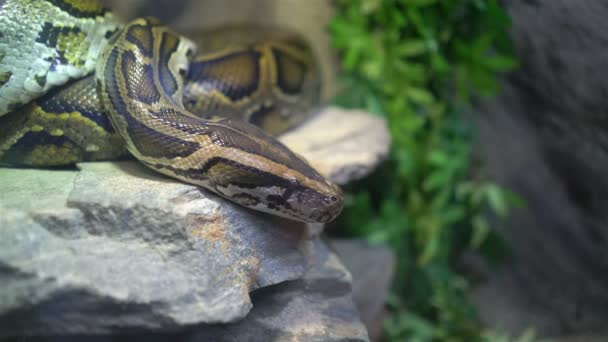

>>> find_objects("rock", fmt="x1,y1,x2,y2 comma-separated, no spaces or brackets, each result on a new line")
329,239,395,342
471,0,608,339
280,107,390,185
27,240,370,342
552,335,608,342
184,239,369,342
0,162,312,335
0,107,387,337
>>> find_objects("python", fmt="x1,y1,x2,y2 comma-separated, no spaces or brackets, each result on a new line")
0,0,343,223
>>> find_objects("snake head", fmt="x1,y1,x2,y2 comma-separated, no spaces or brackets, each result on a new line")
226,176,344,223
203,147,344,223
198,119,344,223
281,176,344,223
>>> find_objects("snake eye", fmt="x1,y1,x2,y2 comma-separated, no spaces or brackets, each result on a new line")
186,48,194,58
178,68,187,77
324,195,338,205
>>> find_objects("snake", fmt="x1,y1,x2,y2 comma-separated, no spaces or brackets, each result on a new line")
0,0,343,223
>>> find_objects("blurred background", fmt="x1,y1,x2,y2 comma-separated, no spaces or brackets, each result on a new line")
103,1,608,341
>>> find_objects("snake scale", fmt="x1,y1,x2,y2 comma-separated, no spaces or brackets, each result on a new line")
0,0,343,223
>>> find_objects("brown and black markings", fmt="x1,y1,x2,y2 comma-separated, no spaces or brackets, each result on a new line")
96,17,343,223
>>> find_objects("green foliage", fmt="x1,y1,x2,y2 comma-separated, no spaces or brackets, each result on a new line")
330,0,521,341
481,329,540,342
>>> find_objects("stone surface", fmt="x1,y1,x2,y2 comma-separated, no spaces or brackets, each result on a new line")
330,239,395,342
470,0,608,339
0,107,387,337
184,239,369,342
0,162,312,335
281,107,390,185
36,240,370,342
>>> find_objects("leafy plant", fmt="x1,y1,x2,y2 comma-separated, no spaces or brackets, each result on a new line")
330,0,520,340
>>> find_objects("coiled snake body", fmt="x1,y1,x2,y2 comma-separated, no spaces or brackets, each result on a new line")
0,0,343,223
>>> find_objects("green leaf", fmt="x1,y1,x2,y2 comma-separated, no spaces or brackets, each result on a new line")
483,54,518,71
431,53,450,73
443,206,466,225
405,86,435,105
418,232,440,265
394,61,428,83
397,39,428,57
471,216,490,248
428,150,448,166
343,46,361,71
423,170,449,191
486,184,508,217
361,59,384,79
403,0,438,8
361,0,382,14
505,190,527,209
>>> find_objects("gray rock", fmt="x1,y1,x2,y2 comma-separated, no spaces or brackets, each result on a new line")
471,0,608,339
26,240,370,342
0,107,387,337
0,162,312,335
280,107,390,185
185,239,369,342
330,239,395,342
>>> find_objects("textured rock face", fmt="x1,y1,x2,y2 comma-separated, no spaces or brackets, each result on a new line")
0,107,387,339
472,0,608,339
0,162,311,333
27,240,370,342
282,107,390,185
330,239,395,342
183,240,369,342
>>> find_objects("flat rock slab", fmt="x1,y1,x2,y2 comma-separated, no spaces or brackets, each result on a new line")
0,107,387,336
0,162,313,334
176,240,369,342
20,240,369,342
281,107,390,185
330,239,395,341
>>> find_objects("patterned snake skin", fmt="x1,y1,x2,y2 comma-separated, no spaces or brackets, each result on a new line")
0,0,343,223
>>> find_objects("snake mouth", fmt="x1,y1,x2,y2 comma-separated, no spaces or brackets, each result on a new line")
282,184,344,223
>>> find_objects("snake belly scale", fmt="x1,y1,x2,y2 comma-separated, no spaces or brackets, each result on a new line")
0,0,343,223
